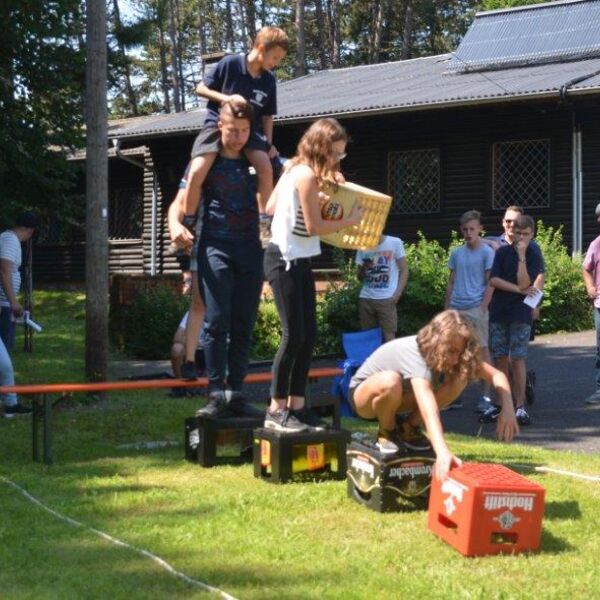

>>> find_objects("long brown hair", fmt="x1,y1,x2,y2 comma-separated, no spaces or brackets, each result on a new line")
416,310,481,380
288,117,348,189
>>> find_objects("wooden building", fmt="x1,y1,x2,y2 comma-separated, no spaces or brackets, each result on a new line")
38,0,600,279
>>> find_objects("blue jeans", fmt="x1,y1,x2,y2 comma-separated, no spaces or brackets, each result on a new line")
198,239,263,392
0,335,17,407
594,307,600,389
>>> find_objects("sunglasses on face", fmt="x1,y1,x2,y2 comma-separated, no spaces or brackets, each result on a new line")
504,219,515,224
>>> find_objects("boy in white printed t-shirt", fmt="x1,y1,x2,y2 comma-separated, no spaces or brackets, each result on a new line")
356,235,408,342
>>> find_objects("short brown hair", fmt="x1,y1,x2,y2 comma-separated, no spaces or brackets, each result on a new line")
460,210,481,227
220,100,253,123
504,205,523,216
254,26,289,52
515,214,535,233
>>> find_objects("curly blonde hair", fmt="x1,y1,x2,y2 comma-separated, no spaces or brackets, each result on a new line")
416,310,481,381
288,117,348,190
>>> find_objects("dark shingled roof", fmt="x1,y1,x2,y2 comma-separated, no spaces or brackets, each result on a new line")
109,54,600,142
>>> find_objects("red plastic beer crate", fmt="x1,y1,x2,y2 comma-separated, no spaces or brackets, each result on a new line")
428,463,545,557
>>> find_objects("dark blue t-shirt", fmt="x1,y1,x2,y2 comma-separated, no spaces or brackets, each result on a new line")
202,54,277,133
489,244,544,325
199,156,258,243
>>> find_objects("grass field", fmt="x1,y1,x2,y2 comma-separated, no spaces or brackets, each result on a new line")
1,291,599,599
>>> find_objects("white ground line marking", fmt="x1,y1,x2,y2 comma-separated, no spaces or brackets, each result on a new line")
1,476,239,600
509,463,600,483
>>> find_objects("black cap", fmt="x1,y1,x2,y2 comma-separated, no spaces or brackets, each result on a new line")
15,211,39,229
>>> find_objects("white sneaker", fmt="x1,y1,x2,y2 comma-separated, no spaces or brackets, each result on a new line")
585,389,600,405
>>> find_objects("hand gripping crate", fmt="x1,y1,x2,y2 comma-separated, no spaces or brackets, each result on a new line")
428,463,545,557
320,181,392,251
346,438,436,512
185,415,263,467
253,427,350,483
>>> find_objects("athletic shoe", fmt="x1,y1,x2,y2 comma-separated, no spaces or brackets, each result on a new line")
397,418,432,451
479,404,502,423
290,407,329,431
228,394,265,418
264,409,308,433
195,393,234,419
585,389,600,405
515,406,532,426
4,403,32,418
476,395,493,414
181,360,198,381
376,428,405,455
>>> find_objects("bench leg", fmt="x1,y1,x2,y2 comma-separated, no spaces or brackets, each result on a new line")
43,393,53,465
32,394,41,462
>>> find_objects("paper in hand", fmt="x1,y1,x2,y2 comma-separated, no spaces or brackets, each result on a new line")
523,288,543,308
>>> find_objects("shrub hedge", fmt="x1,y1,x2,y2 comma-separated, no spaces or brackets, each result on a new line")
117,222,592,359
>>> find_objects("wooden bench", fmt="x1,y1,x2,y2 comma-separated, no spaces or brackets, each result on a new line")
0,367,342,464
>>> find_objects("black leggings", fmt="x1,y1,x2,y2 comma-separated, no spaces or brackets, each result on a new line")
264,244,317,399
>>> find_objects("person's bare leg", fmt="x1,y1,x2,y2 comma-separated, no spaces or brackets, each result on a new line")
511,357,526,408
353,371,404,436
185,271,205,364
171,336,185,378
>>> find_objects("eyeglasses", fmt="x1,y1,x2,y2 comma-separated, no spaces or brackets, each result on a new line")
503,219,515,224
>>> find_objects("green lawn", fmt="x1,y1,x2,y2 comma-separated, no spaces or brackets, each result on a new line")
1,291,599,599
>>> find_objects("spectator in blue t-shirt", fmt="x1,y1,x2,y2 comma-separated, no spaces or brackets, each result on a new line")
182,26,288,227
488,214,544,426
445,210,495,410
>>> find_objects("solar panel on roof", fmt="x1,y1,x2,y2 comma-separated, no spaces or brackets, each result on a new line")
449,0,600,72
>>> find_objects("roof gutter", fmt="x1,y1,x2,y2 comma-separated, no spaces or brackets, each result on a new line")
559,69,600,102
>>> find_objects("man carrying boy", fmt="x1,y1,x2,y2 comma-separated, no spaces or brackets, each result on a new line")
177,101,263,419
487,214,544,426
445,210,495,411
356,234,408,342
183,26,288,227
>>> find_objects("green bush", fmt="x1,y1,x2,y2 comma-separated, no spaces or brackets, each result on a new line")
251,299,282,360
122,286,188,359
534,222,592,333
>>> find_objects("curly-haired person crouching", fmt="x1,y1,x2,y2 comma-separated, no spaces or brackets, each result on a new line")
349,310,519,480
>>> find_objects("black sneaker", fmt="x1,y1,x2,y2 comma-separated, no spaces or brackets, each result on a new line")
396,418,432,451
4,403,32,418
264,409,308,433
376,428,405,455
228,393,264,418
479,404,502,423
290,407,329,431
181,360,198,381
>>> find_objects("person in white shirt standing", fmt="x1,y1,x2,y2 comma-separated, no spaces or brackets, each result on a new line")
0,212,38,417
356,234,408,342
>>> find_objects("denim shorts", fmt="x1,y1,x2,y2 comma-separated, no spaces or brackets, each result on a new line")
489,321,531,359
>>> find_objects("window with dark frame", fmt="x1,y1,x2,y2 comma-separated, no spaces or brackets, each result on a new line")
388,149,441,214
492,139,550,210
109,188,144,240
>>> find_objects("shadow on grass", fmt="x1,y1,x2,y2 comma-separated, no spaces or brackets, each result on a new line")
544,500,582,521
540,528,574,554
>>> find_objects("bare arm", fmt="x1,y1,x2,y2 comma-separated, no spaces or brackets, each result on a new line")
480,271,493,311
182,156,211,217
444,270,455,309
477,361,519,442
411,377,462,480
296,166,363,236
195,83,246,108
167,188,194,249
583,268,597,299
392,256,408,303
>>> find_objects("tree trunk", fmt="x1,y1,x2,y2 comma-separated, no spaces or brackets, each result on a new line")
314,0,329,69
157,21,171,112
326,0,341,68
401,0,414,60
225,0,234,51
175,0,185,110
167,0,181,111
85,0,109,383
241,0,256,45
370,0,387,64
294,0,306,77
112,0,138,115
